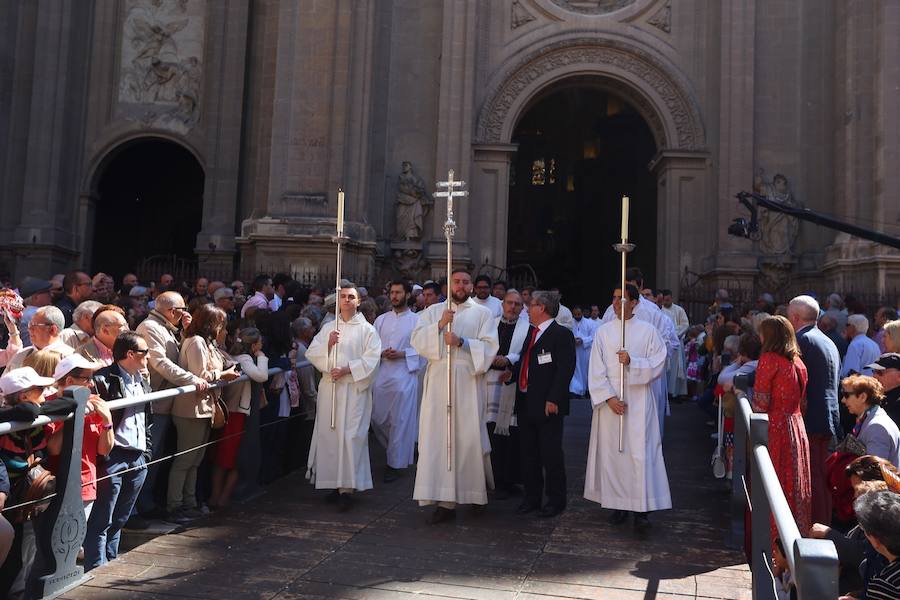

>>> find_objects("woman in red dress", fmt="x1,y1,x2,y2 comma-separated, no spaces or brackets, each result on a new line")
752,315,812,539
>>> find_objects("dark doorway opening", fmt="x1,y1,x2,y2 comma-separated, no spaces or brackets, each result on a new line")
507,83,658,307
92,138,204,279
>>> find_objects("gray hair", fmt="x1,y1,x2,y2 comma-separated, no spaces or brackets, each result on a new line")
828,293,844,309
788,295,820,322
531,290,560,318
847,313,869,334
853,490,900,555
291,316,314,339
35,305,64,331
72,300,102,323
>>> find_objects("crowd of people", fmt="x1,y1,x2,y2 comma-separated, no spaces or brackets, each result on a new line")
0,268,896,598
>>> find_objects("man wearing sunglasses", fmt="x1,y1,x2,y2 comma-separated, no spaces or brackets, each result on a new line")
134,291,210,520
84,332,152,571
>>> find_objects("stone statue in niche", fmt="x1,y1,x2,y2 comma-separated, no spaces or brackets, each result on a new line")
753,170,800,256
394,161,432,241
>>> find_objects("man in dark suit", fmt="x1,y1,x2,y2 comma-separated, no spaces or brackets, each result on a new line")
511,290,576,518
788,295,841,526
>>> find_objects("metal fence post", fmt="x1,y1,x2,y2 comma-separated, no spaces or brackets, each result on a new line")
28,386,91,598
730,397,749,547
793,538,839,600
748,413,775,600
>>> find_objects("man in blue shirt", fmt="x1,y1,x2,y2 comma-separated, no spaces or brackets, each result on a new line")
84,331,152,571
841,314,882,378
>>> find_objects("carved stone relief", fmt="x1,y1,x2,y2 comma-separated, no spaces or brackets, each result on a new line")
476,39,705,150
548,0,636,15
118,0,205,134
511,1,537,29
647,0,671,33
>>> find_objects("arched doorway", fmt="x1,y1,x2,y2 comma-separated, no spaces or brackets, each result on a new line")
91,138,204,279
506,82,657,306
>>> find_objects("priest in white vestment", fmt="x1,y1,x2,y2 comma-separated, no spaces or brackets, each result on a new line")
586,284,671,532
660,290,689,397
602,280,679,438
306,285,382,511
473,275,503,318
371,282,420,481
411,269,499,524
569,306,597,397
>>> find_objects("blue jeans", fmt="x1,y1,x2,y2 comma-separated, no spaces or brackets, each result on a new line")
136,413,172,514
84,448,147,571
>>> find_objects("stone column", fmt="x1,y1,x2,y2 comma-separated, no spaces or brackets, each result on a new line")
426,0,478,276
195,1,251,276
712,0,757,282
651,151,712,298
11,1,92,278
471,143,517,270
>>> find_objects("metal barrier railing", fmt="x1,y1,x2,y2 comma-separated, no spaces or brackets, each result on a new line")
0,368,283,599
730,388,839,600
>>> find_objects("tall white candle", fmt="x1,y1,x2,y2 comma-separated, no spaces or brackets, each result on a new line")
337,189,345,234
621,195,629,240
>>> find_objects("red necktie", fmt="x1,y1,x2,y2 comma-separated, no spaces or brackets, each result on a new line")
518,327,538,392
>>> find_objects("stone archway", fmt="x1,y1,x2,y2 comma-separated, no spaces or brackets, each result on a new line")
471,36,710,295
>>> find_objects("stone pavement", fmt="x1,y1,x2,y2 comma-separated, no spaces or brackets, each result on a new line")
62,399,751,600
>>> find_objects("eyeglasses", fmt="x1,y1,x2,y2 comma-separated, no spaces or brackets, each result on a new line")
130,348,150,355
172,306,188,313
27,321,52,329
840,391,857,399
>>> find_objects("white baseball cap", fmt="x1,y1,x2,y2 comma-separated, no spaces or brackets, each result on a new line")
0,367,56,397
52,354,106,382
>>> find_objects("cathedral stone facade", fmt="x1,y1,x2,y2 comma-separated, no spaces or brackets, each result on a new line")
1,0,897,298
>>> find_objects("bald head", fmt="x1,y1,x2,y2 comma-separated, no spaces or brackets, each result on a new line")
155,291,188,326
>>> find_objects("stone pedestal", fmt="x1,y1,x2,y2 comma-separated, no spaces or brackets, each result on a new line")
387,240,427,282
823,234,900,296
236,216,377,286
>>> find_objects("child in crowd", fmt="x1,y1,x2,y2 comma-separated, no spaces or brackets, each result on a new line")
773,537,796,600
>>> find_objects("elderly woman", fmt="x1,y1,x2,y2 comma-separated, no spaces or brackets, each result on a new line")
840,375,900,466
884,320,900,353
169,304,238,523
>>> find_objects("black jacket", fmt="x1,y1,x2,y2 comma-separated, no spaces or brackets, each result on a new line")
93,363,153,456
884,386,900,429
512,320,576,418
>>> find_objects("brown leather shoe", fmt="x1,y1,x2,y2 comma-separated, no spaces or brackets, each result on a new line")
427,506,456,525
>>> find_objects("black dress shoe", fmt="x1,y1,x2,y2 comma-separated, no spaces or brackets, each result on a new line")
337,493,354,512
383,467,402,483
633,512,652,534
515,501,540,515
427,506,456,525
325,489,340,504
124,516,149,530
607,509,629,525
537,505,564,519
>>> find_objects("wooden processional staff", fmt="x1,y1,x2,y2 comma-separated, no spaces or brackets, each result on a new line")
435,170,467,471
613,195,635,453
330,188,347,430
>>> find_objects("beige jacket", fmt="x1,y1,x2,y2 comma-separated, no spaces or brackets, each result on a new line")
175,335,224,419
136,310,204,414
222,353,269,415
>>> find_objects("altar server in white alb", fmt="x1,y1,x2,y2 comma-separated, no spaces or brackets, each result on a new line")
569,305,597,397
371,281,420,483
306,284,382,512
586,284,671,533
660,289,689,398
472,274,503,318
412,269,499,525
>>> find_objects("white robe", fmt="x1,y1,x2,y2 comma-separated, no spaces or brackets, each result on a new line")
306,312,382,491
602,298,680,436
556,303,574,331
371,309,420,469
585,317,671,512
473,295,503,319
660,304,689,397
569,317,597,396
411,298,499,505
486,315,529,434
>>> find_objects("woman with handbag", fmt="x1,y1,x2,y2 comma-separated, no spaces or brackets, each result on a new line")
752,315,812,539
170,304,238,523
840,375,900,466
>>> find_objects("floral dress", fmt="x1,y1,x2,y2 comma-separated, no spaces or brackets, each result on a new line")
751,352,812,538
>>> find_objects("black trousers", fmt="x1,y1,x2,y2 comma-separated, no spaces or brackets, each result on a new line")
487,422,521,489
518,412,566,510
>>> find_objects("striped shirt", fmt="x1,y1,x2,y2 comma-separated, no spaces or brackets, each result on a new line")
868,559,900,600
